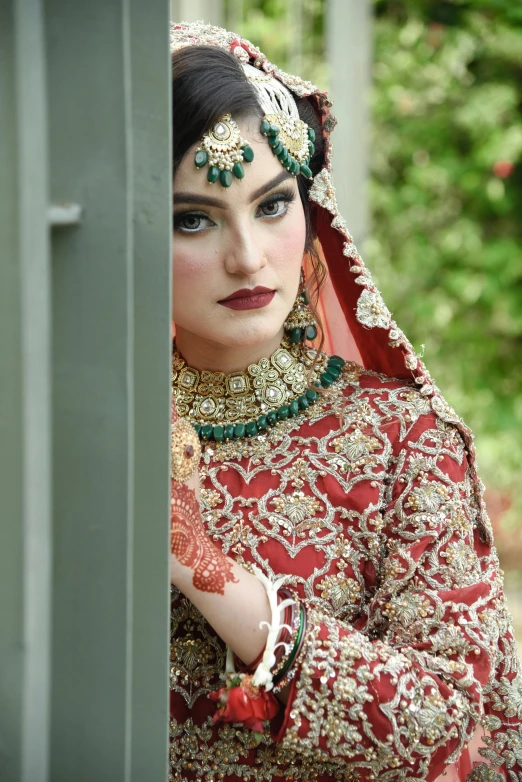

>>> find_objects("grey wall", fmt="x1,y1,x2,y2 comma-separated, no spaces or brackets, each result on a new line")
0,2,172,780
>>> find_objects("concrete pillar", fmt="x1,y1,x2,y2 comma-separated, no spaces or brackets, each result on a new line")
44,2,171,779
326,0,372,248
0,1,52,779
171,0,224,25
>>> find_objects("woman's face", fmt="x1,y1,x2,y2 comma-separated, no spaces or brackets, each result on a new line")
172,115,307,368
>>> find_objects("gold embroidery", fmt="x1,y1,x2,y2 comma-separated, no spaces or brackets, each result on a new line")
467,765,504,782
317,572,361,615
169,716,356,781
270,491,322,534
169,368,522,779
170,591,226,708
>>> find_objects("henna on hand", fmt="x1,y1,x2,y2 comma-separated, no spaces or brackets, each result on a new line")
170,481,237,595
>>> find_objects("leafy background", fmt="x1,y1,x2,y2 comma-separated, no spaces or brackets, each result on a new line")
227,0,522,599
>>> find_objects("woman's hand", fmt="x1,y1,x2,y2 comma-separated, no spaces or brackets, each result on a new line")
170,399,237,594
170,398,270,667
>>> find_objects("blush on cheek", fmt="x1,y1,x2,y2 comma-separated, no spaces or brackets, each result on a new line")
173,246,216,302
172,246,217,327
173,247,209,281
275,229,305,260
268,205,307,270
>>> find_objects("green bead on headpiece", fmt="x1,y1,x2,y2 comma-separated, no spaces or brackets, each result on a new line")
194,114,254,188
193,66,316,187
258,115,314,180
242,62,315,181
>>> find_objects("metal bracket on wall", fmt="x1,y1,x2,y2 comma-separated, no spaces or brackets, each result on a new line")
48,202,83,226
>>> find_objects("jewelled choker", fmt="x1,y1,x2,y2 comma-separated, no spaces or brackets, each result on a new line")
171,338,346,442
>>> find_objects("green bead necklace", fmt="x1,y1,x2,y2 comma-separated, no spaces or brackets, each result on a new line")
172,340,346,443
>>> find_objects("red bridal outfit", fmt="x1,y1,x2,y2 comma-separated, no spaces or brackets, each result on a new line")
169,22,522,782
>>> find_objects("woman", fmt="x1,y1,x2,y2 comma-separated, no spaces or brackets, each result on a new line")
169,21,522,782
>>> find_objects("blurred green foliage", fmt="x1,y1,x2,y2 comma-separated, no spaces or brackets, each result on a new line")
369,1,522,518
229,0,522,520
228,0,326,84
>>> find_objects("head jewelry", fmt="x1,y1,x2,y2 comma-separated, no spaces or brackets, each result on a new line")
242,63,314,181
192,63,314,188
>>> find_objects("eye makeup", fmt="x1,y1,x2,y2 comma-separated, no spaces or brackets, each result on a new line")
173,188,297,234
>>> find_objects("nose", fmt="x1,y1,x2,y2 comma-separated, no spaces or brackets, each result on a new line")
224,220,266,276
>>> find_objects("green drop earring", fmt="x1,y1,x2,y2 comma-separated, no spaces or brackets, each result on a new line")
284,271,319,344
194,114,254,188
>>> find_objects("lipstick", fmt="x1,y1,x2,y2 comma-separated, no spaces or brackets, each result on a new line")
218,286,276,311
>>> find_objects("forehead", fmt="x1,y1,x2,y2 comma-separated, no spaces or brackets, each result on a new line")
174,116,295,204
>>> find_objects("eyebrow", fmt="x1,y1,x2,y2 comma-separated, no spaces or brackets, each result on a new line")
173,170,294,209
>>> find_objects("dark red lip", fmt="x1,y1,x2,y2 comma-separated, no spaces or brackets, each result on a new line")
218,286,274,303
218,288,276,311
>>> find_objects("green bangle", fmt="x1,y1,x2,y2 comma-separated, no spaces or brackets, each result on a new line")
273,603,306,685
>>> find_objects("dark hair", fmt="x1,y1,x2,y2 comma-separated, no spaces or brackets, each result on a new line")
172,46,328,352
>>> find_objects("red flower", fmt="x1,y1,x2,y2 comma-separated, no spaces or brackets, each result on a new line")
427,23,445,48
209,675,279,734
493,161,514,179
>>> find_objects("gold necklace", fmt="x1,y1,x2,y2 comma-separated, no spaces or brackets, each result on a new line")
171,337,347,442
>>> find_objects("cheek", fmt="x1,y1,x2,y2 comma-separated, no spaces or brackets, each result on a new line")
172,242,219,326
173,243,214,293
268,205,307,268
276,225,305,261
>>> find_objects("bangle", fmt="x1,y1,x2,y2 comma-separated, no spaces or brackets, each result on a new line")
251,568,296,692
233,587,295,675
209,570,297,736
272,604,308,694
270,592,300,679
273,602,306,685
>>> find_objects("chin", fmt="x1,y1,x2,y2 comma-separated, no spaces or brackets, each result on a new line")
210,315,284,348
176,305,289,353
219,326,282,349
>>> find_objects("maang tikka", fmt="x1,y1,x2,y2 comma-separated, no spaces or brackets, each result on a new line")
194,64,315,188
194,113,255,188
284,270,319,344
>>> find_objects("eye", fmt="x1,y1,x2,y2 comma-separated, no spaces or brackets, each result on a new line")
173,212,214,234
258,192,295,219
260,200,284,217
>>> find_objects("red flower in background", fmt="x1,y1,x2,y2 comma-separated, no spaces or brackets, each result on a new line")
427,23,445,48
493,161,514,178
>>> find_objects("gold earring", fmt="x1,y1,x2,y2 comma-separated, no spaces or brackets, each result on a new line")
284,270,318,344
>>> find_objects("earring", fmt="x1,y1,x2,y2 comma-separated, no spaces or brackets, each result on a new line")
194,114,255,188
284,270,318,344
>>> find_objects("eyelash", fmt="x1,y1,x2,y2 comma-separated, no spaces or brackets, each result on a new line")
172,190,296,234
